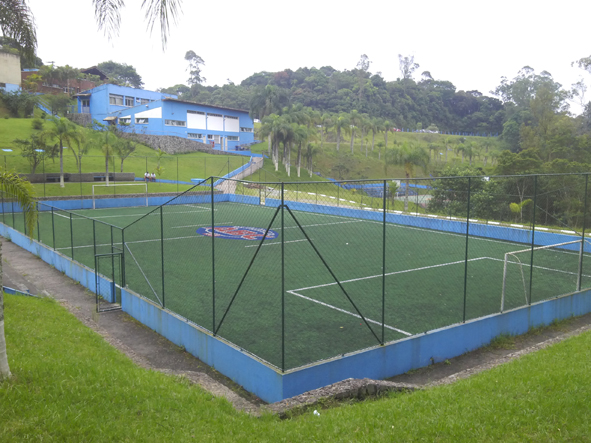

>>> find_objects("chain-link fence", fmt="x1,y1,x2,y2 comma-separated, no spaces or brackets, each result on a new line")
2,173,591,371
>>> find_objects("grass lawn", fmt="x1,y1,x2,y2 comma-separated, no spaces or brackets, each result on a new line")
2,293,591,441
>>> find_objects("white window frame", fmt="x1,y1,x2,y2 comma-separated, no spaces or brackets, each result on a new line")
138,98,151,105
119,117,131,124
188,133,204,140
240,127,253,132
207,134,214,140
227,136,239,141
135,118,149,124
125,96,134,107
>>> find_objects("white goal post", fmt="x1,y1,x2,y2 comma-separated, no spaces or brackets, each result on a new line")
500,239,583,312
92,183,148,209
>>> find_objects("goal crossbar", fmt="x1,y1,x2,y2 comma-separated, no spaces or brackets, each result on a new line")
92,183,148,209
501,239,583,312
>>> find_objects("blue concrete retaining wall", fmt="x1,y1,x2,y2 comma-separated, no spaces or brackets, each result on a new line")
0,224,117,303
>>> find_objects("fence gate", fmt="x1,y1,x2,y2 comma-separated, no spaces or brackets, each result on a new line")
94,252,123,313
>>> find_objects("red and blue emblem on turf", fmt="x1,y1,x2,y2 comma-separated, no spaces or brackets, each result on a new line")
196,226,279,241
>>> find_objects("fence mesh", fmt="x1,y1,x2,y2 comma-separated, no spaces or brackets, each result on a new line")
3,172,591,371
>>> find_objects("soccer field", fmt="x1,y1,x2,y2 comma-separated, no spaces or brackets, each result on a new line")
4,198,590,370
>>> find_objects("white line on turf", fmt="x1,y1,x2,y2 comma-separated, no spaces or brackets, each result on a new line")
55,235,207,250
287,290,412,336
291,257,490,292
244,239,310,248
172,222,230,229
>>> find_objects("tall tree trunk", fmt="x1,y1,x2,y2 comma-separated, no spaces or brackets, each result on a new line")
350,129,355,153
385,130,388,148
336,128,341,151
59,142,64,188
297,142,302,178
320,128,324,148
105,156,110,186
372,131,375,152
121,158,125,172
267,134,271,157
0,243,10,379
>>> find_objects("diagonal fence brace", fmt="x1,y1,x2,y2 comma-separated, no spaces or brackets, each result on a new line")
285,206,383,345
214,204,282,336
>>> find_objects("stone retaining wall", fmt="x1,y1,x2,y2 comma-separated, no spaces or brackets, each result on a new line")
120,133,242,156
21,172,135,183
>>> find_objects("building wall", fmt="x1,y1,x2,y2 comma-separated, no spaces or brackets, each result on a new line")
78,84,176,124
115,100,255,150
0,52,21,91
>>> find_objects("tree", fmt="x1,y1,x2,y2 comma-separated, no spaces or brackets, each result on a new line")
398,54,420,81
319,113,333,148
97,61,144,88
92,0,182,49
0,0,37,63
0,90,38,117
185,50,205,85
305,143,318,177
70,130,90,174
44,93,73,116
0,170,37,379
249,85,288,120
14,133,46,174
41,117,80,187
349,110,361,153
333,114,349,152
115,138,136,172
386,142,429,211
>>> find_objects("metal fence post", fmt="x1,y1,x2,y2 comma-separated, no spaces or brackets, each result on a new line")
51,207,55,250
160,205,165,308
211,177,216,334
462,177,471,323
70,212,74,259
281,182,285,372
177,157,179,193
1,191,4,225
382,179,387,344
528,175,538,304
578,174,589,291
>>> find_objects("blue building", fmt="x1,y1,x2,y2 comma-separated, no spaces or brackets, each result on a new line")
75,84,255,151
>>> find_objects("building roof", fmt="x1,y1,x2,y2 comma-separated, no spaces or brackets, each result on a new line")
80,66,109,80
162,98,248,114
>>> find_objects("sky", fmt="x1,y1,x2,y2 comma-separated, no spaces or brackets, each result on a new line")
27,0,591,114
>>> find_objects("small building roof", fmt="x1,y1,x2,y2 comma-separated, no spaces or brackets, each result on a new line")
81,66,109,80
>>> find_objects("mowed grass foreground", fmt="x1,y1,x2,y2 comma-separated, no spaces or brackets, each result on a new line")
2,293,591,442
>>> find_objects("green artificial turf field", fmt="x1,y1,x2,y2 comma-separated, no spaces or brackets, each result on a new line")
3,195,589,370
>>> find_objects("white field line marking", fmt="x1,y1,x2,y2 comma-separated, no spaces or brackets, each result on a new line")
291,257,490,292
287,290,412,336
172,222,230,229
245,238,310,248
283,220,362,230
59,209,217,221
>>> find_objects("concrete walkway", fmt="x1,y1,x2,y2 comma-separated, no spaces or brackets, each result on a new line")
1,238,262,414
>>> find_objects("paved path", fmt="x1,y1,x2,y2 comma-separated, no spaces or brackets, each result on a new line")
1,238,262,414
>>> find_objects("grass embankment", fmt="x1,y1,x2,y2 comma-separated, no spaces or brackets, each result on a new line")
2,293,591,441
0,119,248,186
250,131,503,181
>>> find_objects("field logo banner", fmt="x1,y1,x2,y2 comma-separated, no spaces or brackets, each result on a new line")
197,226,279,241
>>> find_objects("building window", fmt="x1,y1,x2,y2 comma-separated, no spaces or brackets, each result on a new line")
240,127,253,132
109,94,123,105
119,117,131,124
225,115,238,120
227,136,239,141
135,118,149,124
125,97,135,107
187,110,205,115
138,98,151,105
207,134,214,140
188,133,204,139
208,113,222,117
0,83,6,88
165,119,187,127
81,99,90,107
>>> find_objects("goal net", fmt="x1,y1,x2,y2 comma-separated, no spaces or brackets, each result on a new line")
501,240,583,312
92,183,148,209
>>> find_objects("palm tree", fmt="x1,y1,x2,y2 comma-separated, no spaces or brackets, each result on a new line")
383,120,391,149
319,113,333,148
481,138,493,167
2,0,181,63
386,142,429,211
293,124,309,178
41,117,80,188
349,110,361,153
443,136,454,163
0,170,37,380
333,114,350,152
0,0,37,63
305,143,318,178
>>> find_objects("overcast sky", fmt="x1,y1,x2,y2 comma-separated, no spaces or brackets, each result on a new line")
27,0,591,114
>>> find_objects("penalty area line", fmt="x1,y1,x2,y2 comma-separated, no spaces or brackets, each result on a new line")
287,290,412,336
